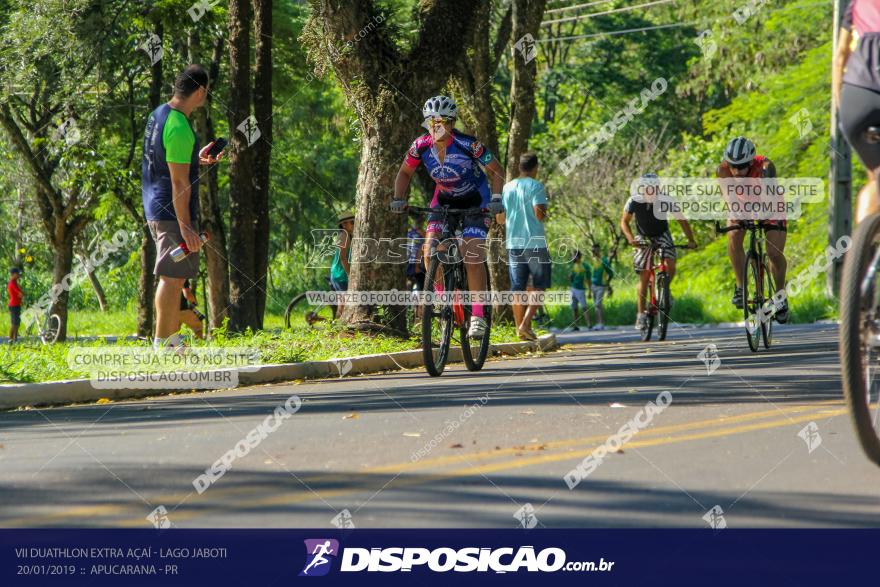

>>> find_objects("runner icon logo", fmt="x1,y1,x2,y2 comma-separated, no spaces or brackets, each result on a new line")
300,539,340,577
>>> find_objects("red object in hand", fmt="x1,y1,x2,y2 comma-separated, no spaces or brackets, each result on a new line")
171,232,210,263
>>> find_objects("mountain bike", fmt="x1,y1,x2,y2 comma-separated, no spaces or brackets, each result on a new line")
839,211,880,465
23,307,61,344
634,241,689,342
716,221,784,352
408,205,492,376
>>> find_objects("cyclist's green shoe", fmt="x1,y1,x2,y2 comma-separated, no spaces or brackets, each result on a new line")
732,286,744,309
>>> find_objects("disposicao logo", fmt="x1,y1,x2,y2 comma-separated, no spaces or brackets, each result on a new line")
300,539,340,577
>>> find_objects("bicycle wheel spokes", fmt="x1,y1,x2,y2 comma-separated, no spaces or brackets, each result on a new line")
461,263,492,372
422,257,454,376
743,254,761,352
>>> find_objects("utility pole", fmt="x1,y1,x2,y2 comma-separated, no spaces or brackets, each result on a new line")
828,0,852,297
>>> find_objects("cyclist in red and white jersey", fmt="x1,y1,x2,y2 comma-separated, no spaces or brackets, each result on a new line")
718,137,789,323
390,96,505,339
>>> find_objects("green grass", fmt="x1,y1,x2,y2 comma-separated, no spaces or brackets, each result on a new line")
0,320,530,384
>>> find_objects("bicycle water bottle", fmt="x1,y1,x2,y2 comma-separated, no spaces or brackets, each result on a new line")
170,232,209,263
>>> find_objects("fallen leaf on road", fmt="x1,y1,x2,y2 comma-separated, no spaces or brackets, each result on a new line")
628,388,638,394
616,448,625,454
96,398,112,404
449,443,464,449
403,432,421,437
343,413,359,420
495,446,501,450
521,409,535,415
264,459,273,464
609,403,626,408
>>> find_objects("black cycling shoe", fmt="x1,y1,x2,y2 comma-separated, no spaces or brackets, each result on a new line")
732,286,743,309
775,300,790,324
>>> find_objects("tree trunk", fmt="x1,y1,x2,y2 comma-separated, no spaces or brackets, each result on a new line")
135,21,164,339
78,254,108,312
49,235,75,341
138,224,156,337
304,0,480,332
227,0,259,332
192,35,230,332
506,0,546,181
452,0,512,322
252,0,273,329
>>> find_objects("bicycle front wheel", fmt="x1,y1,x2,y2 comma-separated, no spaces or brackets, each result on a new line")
657,272,670,341
461,262,492,371
743,252,761,352
761,261,775,349
41,314,61,344
840,211,880,465
422,256,455,376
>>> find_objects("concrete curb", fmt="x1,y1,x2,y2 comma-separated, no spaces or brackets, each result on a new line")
0,334,558,411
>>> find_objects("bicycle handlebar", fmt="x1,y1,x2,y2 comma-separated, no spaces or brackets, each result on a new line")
406,205,486,216
714,220,786,234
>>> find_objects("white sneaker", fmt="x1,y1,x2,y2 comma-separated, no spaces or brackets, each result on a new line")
468,316,488,339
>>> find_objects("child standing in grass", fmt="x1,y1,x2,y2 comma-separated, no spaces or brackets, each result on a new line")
7,267,22,343
569,251,591,331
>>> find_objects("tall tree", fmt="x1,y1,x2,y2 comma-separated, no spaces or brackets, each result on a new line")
252,0,273,328
506,0,546,181
452,0,513,321
227,0,259,331
303,0,480,330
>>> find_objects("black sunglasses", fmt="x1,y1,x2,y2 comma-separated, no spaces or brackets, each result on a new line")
730,161,751,171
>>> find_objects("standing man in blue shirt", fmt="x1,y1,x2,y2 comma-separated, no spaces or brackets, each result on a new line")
497,152,549,341
142,64,223,349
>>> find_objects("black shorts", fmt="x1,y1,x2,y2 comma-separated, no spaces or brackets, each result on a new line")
9,305,21,327
840,83,880,170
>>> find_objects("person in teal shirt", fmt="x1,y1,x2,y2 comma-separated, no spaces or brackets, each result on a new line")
589,244,614,330
569,251,592,331
497,152,549,341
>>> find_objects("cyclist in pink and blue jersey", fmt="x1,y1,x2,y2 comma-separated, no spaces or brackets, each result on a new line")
391,95,505,339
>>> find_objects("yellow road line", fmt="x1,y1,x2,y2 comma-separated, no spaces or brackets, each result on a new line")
2,403,846,527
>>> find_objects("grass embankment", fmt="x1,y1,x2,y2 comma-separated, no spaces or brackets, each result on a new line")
0,318,529,384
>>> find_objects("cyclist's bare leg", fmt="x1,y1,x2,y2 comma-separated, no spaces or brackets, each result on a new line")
856,167,880,224
424,231,444,289
461,237,487,287
665,257,677,282
637,270,651,314
765,229,787,290
179,309,205,339
727,224,746,287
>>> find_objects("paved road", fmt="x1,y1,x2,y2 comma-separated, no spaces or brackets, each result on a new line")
1,323,878,528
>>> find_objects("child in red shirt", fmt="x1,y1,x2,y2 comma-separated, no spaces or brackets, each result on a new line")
7,268,22,342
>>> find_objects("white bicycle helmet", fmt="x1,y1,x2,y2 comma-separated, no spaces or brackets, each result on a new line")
724,136,756,166
422,95,458,120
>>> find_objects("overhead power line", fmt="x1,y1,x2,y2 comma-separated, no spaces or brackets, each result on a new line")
545,0,615,16
542,0,676,27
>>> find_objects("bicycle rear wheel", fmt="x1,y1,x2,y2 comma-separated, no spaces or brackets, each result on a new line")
840,211,880,465
640,276,655,342
761,261,775,349
657,272,670,341
422,256,455,376
461,262,492,371
743,252,761,352
285,292,335,329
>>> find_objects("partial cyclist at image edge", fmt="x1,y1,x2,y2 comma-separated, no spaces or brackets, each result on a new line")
390,95,506,339
835,0,880,224
717,136,789,323
620,173,696,331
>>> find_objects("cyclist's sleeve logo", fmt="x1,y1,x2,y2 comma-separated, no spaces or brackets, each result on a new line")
300,539,339,577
